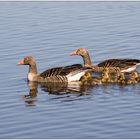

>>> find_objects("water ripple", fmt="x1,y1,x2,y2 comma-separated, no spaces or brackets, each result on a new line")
1,1,140,139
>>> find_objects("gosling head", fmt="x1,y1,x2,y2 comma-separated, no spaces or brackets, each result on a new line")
131,72,139,79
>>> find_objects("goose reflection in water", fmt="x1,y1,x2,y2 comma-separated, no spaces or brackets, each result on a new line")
23,81,95,106
23,81,38,106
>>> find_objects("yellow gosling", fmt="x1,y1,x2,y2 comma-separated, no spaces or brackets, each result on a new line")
80,71,102,86
101,68,110,83
117,73,126,84
127,72,139,84
80,71,92,85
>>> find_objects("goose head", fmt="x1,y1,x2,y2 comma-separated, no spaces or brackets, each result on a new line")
70,48,93,67
17,56,36,66
70,48,88,57
17,56,38,81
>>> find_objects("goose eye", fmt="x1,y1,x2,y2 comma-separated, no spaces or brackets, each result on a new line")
24,59,29,65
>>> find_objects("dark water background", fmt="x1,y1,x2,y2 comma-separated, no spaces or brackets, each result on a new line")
0,1,140,138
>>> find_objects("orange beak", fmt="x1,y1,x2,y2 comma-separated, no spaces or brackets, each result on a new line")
70,50,77,56
17,59,24,65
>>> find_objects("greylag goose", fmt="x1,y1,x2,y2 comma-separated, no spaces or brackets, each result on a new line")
70,48,140,83
17,56,92,83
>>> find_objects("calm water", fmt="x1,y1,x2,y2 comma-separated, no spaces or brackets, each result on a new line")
1,1,140,138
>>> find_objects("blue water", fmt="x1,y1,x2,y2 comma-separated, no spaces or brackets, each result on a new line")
0,1,140,138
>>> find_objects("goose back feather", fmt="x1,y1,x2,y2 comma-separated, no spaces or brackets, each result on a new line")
98,59,140,67
40,64,83,78
98,59,140,72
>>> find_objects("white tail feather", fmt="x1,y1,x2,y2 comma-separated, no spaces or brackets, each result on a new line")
136,63,140,73
66,69,89,82
121,63,140,73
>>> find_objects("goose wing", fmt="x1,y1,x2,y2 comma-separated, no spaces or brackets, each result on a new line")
98,59,140,69
40,64,83,78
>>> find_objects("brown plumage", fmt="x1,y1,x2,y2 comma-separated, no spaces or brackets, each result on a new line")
17,56,92,83
40,64,83,78
98,59,140,72
70,48,140,83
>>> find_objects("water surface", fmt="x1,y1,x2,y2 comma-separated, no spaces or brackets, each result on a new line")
0,2,140,138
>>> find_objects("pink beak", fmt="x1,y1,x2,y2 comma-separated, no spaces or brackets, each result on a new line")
17,59,24,65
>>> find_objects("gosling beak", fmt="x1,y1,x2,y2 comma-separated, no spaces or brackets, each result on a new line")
70,50,77,56
17,59,24,65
